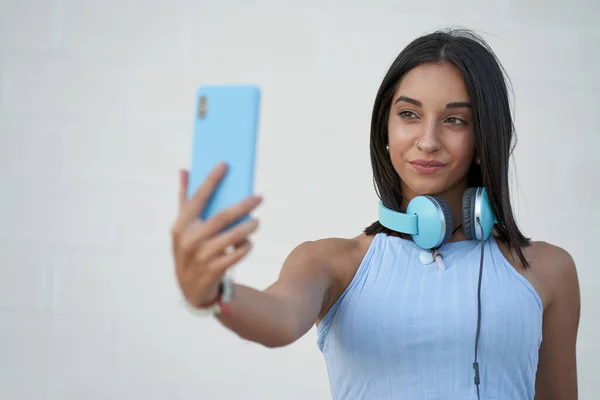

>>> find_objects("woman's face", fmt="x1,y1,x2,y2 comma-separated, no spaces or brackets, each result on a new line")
387,62,476,201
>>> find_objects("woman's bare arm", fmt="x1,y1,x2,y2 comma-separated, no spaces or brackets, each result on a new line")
534,244,580,399
215,240,334,348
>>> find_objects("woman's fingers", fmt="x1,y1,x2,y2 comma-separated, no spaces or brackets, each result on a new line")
178,169,189,212
178,195,262,254
194,218,260,265
173,162,228,235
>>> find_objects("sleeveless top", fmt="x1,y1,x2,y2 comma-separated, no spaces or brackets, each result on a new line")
317,232,543,400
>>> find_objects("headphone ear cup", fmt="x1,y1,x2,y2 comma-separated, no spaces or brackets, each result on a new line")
406,195,453,249
462,187,477,240
429,195,454,247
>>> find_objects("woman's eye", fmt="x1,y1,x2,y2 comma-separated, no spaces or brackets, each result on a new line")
446,117,467,126
399,110,418,119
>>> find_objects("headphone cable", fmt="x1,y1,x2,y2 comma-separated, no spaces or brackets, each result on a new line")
473,217,485,400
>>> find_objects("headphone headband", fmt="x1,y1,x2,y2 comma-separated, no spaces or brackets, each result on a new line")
378,201,417,234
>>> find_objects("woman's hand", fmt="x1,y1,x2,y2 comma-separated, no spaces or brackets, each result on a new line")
171,163,262,308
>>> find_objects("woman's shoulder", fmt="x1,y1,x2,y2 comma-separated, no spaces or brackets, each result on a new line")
494,237,578,310
522,240,576,289
293,233,376,321
527,240,575,268
290,232,375,266
528,240,579,308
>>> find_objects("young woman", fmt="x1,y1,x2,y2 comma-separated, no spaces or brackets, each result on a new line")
171,29,580,399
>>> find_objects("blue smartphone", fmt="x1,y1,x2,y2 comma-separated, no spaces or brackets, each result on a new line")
187,84,261,226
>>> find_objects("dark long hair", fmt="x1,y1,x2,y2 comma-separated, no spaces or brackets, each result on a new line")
364,28,531,268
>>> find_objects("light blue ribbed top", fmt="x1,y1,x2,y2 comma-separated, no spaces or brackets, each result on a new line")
317,232,543,400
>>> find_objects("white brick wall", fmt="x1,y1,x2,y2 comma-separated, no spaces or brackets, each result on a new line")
1,0,598,399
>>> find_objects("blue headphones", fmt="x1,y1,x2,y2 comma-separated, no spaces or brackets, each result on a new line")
378,187,497,250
